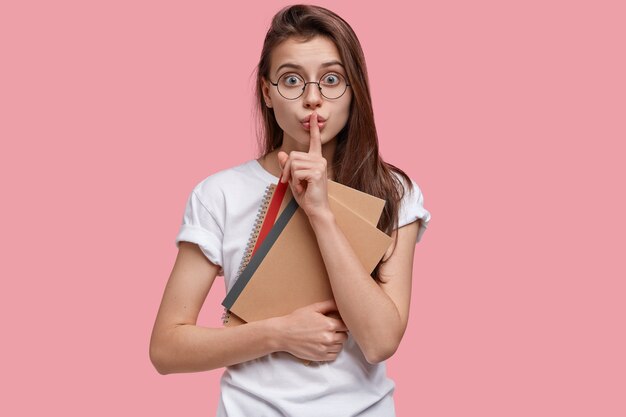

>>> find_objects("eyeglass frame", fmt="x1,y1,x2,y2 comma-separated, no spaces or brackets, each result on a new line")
268,71,351,100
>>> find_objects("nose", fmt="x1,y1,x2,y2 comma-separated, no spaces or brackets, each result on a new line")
302,82,323,109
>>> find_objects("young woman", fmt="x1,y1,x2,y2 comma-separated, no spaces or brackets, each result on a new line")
150,4,431,416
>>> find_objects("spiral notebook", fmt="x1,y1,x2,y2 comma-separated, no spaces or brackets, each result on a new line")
220,180,289,326
221,179,392,327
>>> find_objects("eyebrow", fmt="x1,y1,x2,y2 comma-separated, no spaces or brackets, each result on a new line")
275,60,345,75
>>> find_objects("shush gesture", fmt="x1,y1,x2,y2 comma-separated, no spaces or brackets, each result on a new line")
277,112,331,219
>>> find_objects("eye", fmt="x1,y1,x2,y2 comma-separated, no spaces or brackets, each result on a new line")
321,73,342,85
280,73,304,87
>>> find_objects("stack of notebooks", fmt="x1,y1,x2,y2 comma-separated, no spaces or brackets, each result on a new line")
221,178,393,332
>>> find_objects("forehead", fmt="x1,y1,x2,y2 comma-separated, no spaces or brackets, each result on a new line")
270,36,343,74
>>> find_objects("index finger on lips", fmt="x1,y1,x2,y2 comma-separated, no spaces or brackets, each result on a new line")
308,112,322,156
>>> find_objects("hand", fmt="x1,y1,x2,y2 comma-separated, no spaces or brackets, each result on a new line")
273,299,349,362
277,112,331,219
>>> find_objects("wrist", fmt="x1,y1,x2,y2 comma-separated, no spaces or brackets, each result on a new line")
264,316,286,353
307,208,335,229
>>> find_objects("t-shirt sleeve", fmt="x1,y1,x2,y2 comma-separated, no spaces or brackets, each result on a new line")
175,184,225,275
397,177,431,244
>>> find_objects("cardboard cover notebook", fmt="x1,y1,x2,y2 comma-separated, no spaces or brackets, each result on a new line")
222,179,392,327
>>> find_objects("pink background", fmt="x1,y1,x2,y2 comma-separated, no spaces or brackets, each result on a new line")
2,0,624,415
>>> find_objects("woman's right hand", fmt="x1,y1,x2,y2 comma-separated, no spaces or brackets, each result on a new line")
271,299,349,362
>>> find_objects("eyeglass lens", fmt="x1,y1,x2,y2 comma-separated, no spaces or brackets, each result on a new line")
276,72,348,100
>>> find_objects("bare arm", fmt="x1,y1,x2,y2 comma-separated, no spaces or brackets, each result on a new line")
149,242,281,374
149,242,348,374
277,112,421,365
309,213,420,364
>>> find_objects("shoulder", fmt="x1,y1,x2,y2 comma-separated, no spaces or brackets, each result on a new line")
193,160,254,193
387,166,431,242
389,169,416,195
387,166,422,205
191,159,266,204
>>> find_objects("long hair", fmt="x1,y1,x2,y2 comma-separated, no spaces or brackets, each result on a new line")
253,4,414,280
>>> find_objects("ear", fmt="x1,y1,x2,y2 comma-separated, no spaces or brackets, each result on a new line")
261,77,273,108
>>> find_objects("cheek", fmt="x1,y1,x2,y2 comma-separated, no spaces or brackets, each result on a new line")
271,104,294,132
329,102,351,135
336,105,350,127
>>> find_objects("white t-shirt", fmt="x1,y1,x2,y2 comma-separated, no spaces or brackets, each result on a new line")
175,159,431,417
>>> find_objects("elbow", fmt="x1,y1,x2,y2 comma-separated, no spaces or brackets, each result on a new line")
364,340,400,365
361,324,405,364
149,339,172,375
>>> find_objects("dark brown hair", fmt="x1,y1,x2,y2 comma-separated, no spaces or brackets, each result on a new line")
253,4,414,280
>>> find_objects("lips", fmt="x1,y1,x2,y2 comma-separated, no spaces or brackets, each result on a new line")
300,114,327,123
301,120,326,130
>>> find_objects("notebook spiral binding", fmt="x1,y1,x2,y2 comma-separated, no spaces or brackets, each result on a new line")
222,183,276,325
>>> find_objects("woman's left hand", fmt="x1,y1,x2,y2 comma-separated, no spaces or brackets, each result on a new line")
278,112,331,219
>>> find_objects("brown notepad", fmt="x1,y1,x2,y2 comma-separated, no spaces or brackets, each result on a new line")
222,180,392,325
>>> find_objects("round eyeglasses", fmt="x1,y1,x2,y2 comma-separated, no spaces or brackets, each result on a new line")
269,72,351,100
